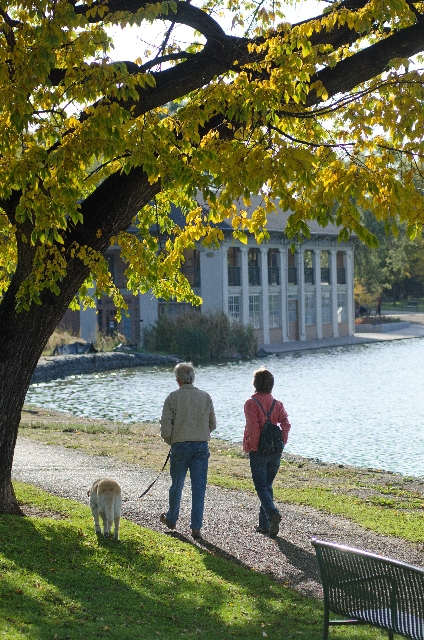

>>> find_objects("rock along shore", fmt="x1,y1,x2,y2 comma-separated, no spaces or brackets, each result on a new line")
31,352,180,384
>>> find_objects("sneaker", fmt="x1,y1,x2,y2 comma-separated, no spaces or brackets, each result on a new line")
269,511,282,538
160,513,176,530
191,529,201,539
255,526,269,535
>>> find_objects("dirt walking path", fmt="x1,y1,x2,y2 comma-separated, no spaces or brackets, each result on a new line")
12,437,424,600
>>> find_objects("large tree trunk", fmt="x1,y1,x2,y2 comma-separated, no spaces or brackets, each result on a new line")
0,167,160,514
0,301,66,514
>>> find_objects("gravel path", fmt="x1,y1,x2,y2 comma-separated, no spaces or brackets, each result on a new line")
13,438,424,599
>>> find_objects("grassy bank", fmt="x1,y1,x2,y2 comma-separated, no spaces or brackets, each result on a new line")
20,407,424,544
2,482,389,640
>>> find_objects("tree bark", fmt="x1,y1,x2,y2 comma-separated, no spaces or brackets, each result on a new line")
0,167,160,514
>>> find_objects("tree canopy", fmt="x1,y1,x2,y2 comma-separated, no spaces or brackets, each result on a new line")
2,0,424,314
2,0,424,512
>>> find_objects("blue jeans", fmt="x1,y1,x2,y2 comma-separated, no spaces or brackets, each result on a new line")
249,450,282,531
167,441,210,530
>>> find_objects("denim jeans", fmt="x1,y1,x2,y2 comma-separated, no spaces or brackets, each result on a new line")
167,441,210,530
249,450,282,530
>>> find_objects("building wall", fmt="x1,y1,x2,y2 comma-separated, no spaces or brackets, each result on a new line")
305,325,317,340
57,308,80,335
322,323,333,339
338,322,349,337
199,248,223,313
269,328,282,344
76,229,355,348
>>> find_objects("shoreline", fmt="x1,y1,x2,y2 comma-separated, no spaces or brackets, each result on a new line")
31,351,179,384
21,404,424,497
33,315,424,384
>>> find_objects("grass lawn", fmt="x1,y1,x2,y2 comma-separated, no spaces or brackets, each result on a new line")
20,406,424,545
382,299,424,312
0,482,389,640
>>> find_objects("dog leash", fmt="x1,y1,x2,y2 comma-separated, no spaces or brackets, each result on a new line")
138,449,171,498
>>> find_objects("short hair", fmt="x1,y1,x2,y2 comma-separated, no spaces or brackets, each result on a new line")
174,362,195,385
253,368,274,393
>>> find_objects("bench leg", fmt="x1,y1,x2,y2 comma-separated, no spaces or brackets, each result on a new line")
322,601,329,640
388,632,394,640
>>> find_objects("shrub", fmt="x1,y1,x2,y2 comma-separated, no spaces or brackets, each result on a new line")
43,329,84,355
143,311,256,360
95,331,127,352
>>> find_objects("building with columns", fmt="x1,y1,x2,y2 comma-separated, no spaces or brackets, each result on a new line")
65,197,355,348
139,198,355,347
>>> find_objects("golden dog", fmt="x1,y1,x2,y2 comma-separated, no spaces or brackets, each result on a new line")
88,478,122,540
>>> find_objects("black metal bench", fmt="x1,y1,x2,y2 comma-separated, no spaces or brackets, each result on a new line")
312,538,424,640
404,302,418,311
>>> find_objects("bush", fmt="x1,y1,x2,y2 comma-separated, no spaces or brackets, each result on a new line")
43,329,84,355
95,331,127,352
143,311,257,361
355,315,401,325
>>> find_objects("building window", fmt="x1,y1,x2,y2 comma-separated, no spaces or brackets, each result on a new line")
321,251,330,284
268,249,280,285
288,297,297,323
106,255,115,284
304,251,314,284
106,309,118,335
287,251,297,285
337,291,348,323
120,312,132,341
228,247,241,286
228,295,240,321
249,294,261,328
269,294,281,328
182,249,201,287
158,301,194,317
305,293,316,325
321,291,331,324
337,251,346,284
248,249,261,286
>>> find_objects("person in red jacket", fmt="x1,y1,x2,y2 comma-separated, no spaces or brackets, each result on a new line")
243,367,291,537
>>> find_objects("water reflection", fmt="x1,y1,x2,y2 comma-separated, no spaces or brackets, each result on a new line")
26,339,424,478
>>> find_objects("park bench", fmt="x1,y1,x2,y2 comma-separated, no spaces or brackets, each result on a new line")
312,538,424,640
404,301,418,311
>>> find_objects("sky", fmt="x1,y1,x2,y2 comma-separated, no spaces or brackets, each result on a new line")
106,0,326,63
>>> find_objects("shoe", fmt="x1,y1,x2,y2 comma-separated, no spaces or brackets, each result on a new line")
191,529,201,539
269,511,282,538
160,513,176,530
255,526,269,535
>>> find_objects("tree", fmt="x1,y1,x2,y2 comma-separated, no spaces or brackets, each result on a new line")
355,208,424,301
354,208,415,301
2,0,424,513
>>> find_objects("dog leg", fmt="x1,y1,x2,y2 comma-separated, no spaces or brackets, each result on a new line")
91,503,101,535
100,510,109,538
114,515,120,541
113,496,122,540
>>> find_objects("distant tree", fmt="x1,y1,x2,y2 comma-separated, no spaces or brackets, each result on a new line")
2,0,424,512
355,210,424,301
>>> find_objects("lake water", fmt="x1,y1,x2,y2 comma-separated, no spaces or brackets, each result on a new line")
26,338,424,478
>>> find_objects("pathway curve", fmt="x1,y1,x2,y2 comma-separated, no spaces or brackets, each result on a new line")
12,438,424,599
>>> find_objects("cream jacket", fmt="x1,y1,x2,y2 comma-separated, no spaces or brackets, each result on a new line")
160,384,217,445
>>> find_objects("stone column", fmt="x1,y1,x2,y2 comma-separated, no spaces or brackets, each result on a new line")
241,246,250,326
314,249,323,339
346,249,355,336
222,245,229,315
260,247,270,344
298,248,306,341
279,246,288,342
330,249,339,338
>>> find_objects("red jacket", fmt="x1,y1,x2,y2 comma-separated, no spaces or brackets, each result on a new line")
243,392,291,453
